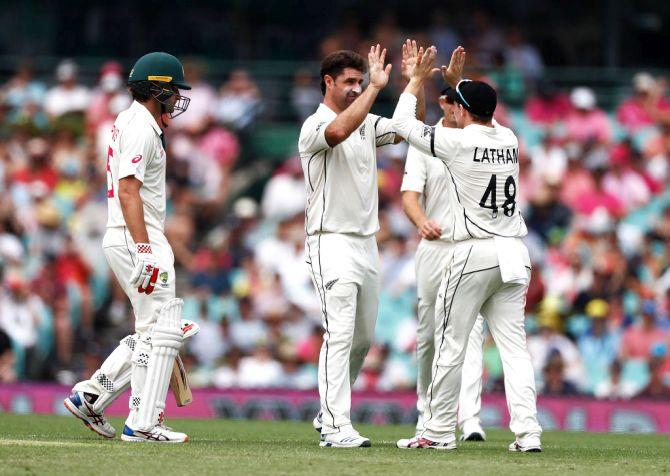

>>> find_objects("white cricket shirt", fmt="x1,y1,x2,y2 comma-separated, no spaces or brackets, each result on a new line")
400,119,453,242
393,93,528,241
299,103,396,236
106,101,167,232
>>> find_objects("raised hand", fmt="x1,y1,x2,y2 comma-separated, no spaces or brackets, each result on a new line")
368,44,393,89
441,46,466,87
401,39,419,81
410,45,439,82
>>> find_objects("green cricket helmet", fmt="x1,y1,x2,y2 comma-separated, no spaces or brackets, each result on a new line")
128,52,191,118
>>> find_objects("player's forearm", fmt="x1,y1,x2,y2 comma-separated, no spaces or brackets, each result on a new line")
415,86,426,122
118,186,150,244
392,92,432,156
402,191,428,229
325,85,381,146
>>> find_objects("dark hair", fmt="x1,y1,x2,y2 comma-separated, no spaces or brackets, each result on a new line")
128,82,151,102
319,50,367,95
470,111,493,123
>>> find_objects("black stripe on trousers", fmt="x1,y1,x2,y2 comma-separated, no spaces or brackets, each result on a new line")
421,245,473,437
305,235,338,430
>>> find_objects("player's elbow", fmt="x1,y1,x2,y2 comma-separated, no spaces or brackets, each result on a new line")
324,125,349,147
117,178,141,205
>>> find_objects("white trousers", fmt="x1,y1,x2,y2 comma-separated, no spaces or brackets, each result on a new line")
102,227,176,334
422,238,541,442
414,239,484,433
306,233,379,434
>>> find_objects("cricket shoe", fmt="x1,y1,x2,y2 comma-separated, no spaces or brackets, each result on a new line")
320,426,371,448
460,420,486,441
63,391,116,439
508,433,542,453
312,411,323,433
121,424,188,443
396,436,457,450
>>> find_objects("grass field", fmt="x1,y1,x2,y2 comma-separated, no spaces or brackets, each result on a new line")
1,414,669,475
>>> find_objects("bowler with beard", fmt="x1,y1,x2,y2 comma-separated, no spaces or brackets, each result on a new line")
299,43,424,448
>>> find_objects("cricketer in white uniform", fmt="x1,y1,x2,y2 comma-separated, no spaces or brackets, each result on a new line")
299,45,417,448
64,52,192,443
393,46,542,452
400,85,486,442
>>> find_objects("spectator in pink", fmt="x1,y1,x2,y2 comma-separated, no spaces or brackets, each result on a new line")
573,168,625,218
524,80,571,126
617,73,670,133
602,143,652,213
565,87,612,145
620,300,670,362
85,61,131,138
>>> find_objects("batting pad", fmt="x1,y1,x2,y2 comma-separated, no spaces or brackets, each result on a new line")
73,334,136,412
135,298,183,431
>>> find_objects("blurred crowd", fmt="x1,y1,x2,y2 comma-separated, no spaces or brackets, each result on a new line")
1,19,670,401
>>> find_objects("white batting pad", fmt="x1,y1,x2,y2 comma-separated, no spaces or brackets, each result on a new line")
135,298,184,431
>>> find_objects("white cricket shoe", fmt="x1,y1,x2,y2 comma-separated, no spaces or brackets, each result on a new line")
397,435,457,450
312,411,323,433
320,426,371,448
63,391,116,439
121,424,188,443
460,419,486,441
508,433,542,452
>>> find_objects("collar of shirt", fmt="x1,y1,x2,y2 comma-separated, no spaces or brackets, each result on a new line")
464,123,496,134
317,103,338,120
129,100,163,136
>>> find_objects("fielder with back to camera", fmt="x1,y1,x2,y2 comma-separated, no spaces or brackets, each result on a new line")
393,44,543,452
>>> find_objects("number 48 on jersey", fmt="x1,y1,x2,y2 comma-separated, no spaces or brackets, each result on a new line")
479,174,516,219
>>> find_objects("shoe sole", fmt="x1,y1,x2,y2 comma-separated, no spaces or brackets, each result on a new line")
121,434,189,444
463,432,485,442
397,444,457,450
509,445,542,453
63,399,114,439
320,440,371,448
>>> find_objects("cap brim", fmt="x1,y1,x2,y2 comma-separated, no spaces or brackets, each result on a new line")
174,82,191,90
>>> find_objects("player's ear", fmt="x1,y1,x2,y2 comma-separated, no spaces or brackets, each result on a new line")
324,74,335,91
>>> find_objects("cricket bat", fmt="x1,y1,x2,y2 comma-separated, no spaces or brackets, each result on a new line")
170,354,192,407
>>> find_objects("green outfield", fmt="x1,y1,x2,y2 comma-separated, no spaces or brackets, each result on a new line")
0,414,668,475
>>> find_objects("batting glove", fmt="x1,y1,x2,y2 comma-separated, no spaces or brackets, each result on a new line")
129,243,159,294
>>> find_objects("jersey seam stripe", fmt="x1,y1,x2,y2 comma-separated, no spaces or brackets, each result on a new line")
307,149,326,192
442,162,474,239
375,131,395,139
430,126,436,157
374,116,382,131
464,214,519,238
319,150,328,232
123,226,135,266
421,244,472,438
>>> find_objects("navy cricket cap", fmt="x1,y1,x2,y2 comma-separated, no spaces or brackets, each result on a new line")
446,80,497,117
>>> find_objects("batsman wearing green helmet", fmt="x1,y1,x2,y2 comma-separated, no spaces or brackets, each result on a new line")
64,52,196,443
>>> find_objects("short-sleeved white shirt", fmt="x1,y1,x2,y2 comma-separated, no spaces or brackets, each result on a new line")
393,93,528,241
106,101,167,232
299,103,396,236
400,120,453,242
